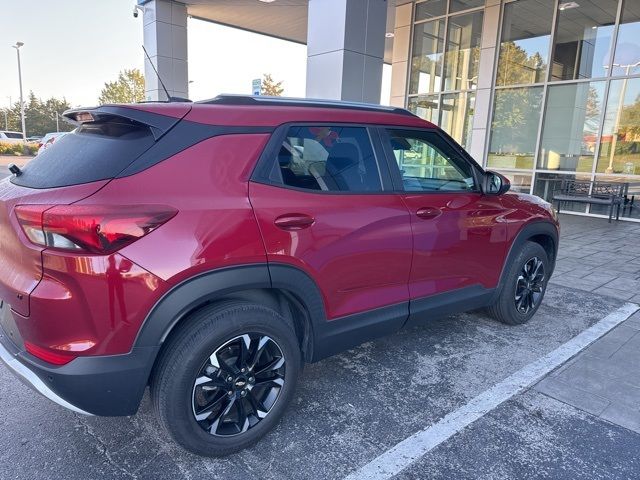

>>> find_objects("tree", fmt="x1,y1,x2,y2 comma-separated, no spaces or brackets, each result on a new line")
98,68,145,104
5,92,73,137
260,74,284,97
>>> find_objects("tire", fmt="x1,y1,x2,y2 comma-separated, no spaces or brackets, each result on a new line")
150,301,301,456
487,241,549,325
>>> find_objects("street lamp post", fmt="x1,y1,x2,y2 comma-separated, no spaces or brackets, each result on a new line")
12,42,26,141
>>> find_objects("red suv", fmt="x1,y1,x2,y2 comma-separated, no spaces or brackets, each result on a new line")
0,96,558,456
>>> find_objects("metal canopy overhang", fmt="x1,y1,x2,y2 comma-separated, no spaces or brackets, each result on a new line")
138,0,411,64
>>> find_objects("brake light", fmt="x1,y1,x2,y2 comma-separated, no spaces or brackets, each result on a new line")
24,341,77,365
15,204,177,254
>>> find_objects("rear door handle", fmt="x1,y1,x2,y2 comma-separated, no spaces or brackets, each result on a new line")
274,214,315,231
416,207,442,220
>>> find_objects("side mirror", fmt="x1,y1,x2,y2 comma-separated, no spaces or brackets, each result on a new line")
483,171,510,195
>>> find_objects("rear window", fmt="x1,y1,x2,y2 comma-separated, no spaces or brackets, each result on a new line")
2,132,22,139
11,121,156,189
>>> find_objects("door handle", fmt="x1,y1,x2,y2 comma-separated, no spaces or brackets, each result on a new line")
274,214,315,231
416,207,442,220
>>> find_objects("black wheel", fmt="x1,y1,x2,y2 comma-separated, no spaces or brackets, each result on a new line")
487,241,549,325
150,301,301,456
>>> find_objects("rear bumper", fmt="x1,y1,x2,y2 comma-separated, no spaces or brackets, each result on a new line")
0,325,159,416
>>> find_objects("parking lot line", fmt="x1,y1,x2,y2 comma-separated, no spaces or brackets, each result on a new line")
344,302,640,480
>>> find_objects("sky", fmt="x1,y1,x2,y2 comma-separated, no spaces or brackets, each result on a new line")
0,0,391,108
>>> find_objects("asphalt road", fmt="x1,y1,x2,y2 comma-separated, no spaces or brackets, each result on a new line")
1,284,638,480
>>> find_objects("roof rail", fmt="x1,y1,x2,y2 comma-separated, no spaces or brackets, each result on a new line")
196,94,416,117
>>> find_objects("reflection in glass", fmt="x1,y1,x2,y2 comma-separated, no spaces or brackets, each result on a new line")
612,0,640,76
496,0,554,86
590,176,640,219
550,0,616,81
408,95,440,123
538,82,605,172
494,170,532,194
410,20,446,94
488,87,544,169
533,172,590,212
449,0,485,14
596,78,640,174
443,11,483,91
440,92,475,149
415,0,447,21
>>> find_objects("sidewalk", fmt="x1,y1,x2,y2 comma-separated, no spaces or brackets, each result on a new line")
538,214,640,435
536,310,640,433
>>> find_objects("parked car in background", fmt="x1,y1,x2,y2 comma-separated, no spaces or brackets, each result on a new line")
0,131,24,144
26,136,42,144
0,96,559,457
37,132,68,154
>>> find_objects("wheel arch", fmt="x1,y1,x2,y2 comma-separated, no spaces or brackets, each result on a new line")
497,221,559,293
135,264,327,367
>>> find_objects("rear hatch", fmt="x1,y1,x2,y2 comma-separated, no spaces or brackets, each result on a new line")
0,103,191,316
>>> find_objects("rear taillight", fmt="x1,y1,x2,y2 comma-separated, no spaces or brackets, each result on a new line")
25,341,76,365
15,204,177,254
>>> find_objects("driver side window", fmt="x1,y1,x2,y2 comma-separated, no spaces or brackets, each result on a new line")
385,129,477,192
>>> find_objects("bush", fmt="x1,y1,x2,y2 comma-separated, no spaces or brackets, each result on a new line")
0,142,38,156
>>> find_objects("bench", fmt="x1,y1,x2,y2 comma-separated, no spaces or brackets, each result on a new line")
553,180,626,223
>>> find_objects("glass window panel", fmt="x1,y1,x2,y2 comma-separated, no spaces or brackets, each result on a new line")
596,77,640,174
440,92,475,149
494,170,532,193
408,95,440,123
612,0,640,76
443,11,484,91
276,126,382,193
450,0,485,14
496,0,554,86
550,0,617,81
590,175,640,219
385,129,477,192
415,0,447,21
533,172,591,212
487,86,544,169
409,20,446,94
538,81,605,173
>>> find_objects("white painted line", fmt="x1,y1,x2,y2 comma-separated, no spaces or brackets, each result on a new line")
344,302,640,480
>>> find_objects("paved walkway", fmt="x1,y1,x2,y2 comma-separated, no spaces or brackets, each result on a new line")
551,214,640,304
538,214,640,435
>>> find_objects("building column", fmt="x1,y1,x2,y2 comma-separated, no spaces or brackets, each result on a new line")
142,0,188,101
389,2,413,108
306,0,387,103
468,0,502,165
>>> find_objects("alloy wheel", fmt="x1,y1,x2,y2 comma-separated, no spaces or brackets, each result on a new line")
514,256,545,314
191,333,286,436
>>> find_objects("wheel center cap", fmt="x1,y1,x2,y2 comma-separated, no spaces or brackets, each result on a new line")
234,376,248,389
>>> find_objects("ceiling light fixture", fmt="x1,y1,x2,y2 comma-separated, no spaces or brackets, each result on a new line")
559,2,580,10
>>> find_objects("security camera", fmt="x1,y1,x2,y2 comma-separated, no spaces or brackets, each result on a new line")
133,5,144,18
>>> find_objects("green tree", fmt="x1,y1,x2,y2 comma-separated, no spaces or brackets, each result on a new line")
260,73,284,97
497,42,547,86
619,94,640,138
5,92,73,137
98,68,145,104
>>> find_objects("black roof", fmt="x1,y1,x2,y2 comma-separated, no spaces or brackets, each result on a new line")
197,94,415,117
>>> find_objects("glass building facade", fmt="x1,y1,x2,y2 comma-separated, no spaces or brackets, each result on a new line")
399,0,640,220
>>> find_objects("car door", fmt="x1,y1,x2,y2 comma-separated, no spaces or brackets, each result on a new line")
250,124,413,321
378,127,509,312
